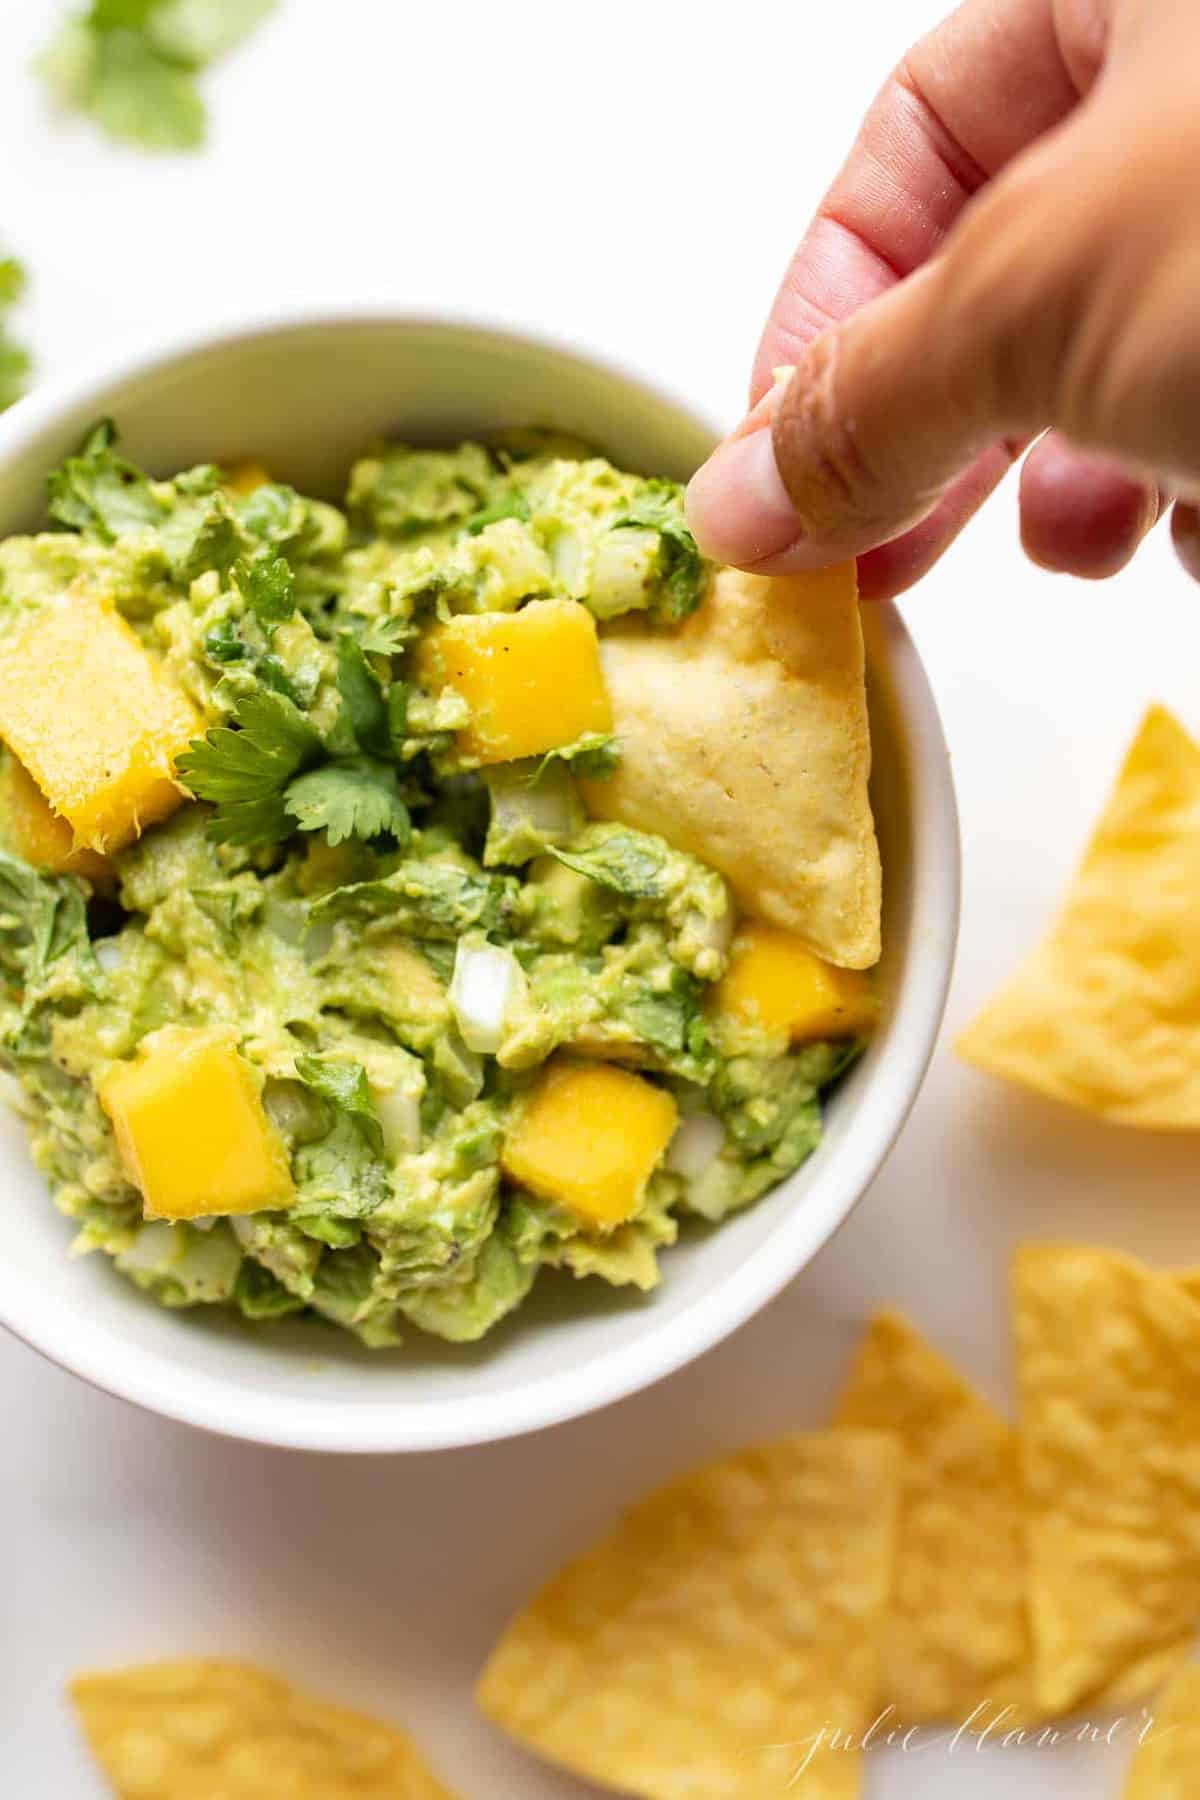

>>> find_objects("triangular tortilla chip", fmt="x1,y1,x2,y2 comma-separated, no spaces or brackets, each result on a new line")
958,705,1200,1125
477,1431,901,1799
1015,1246,1200,1716
833,1310,1034,1726
1124,1667,1200,1797
70,1659,457,1799
582,564,882,969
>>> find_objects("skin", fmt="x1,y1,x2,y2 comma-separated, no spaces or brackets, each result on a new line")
685,0,1200,598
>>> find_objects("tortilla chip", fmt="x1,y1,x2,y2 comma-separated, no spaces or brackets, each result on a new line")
477,1430,900,1799
582,564,881,969
1124,1667,1200,1797
833,1310,1034,1725
958,705,1200,1124
1015,1246,1200,1716
70,1659,457,1798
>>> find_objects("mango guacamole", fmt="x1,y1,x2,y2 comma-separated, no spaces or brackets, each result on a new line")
0,427,874,1346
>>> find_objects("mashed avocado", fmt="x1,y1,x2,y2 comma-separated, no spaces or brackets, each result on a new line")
0,428,864,1347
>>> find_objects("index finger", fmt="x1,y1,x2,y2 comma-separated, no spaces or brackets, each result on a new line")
750,0,1104,402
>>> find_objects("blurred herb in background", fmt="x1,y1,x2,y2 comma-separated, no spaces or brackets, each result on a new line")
39,0,278,152
0,257,32,413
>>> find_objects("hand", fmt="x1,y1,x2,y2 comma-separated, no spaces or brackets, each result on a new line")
686,0,1200,598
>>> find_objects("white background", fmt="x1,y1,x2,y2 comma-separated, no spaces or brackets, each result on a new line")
3,2,1199,1794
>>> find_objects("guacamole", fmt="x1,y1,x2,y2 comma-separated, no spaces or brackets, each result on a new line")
0,428,867,1347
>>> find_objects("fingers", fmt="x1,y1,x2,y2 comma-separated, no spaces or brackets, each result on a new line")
750,0,1101,402
1019,436,1162,577
1173,503,1200,583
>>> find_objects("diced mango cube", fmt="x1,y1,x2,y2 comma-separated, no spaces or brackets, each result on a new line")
0,593,199,854
713,924,877,1044
418,598,612,765
225,460,272,495
98,1025,295,1221
501,1059,677,1228
0,753,113,885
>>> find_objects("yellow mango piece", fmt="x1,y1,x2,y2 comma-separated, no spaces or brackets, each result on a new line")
502,1060,677,1228
713,923,876,1043
98,1026,295,1221
0,593,199,854
0,754,112,885
225,460,272,495
418,598,612,765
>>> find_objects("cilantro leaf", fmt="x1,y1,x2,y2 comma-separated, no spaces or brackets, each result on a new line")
148,0,277,64
283,762,411,849
309,861,517,940
177,689,321,846
88,28,206,149
465,492,531,535
613,479,708,622
528,733,620,785
293,1054,384,1157
39,0,276,152
0,256,31,413
336,635,391,758
549,830,669,899
46,420,162,540
235,554,295,626
0,851,96,992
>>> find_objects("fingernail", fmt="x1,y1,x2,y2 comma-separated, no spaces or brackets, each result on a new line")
685,425,804,567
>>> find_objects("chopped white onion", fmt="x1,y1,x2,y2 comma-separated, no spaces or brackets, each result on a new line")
449,940,528,1055
94,938,124,973
684,1156,742,1222
666,1111,726,1181
487,760,578,843
115,1221,178,1276
375,1083,422,1156
262,898,307,946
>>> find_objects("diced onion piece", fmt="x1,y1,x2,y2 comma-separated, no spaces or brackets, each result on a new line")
486,760,579,845
684,1156,743,1222
263,897,307,946
449,940,528,1055
94,938,123,973
375,1083,422,1156
115,1220,178,1276
589,527,657,619
666,1111,726,1180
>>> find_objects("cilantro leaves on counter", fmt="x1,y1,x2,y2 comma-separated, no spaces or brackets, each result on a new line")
39,0,277,151
0,257,32,414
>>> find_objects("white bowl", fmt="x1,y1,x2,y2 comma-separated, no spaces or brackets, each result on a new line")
0,311,960,1452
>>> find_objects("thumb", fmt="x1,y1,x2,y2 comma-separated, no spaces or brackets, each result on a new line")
686,140,1100,572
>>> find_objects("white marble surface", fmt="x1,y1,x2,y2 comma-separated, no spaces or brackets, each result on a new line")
2,2,1198,1793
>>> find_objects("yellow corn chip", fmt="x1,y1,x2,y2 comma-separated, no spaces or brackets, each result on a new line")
833,1310,1033,1725
70,1659,457,1799
582,564,881,969
477,1430,901,1799
958,705,1200,1125
1015,1246,1200,1716
1124,1666,1200,1797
